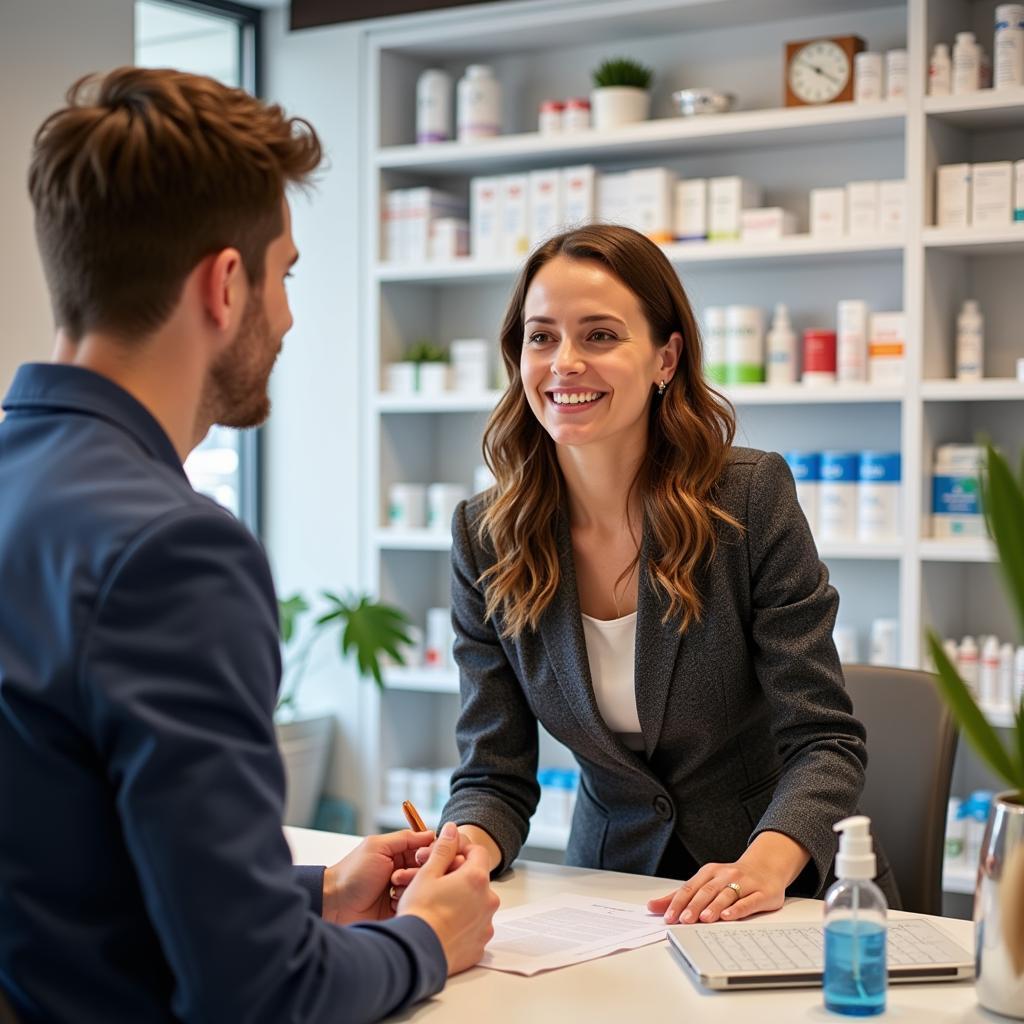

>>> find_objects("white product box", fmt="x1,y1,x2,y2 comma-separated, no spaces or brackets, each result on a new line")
739,207,797,241
404,188,467,263
971,160,1013,228
810,187,846,238
597,172,631,227
709,176,762,240
450,338,490,392
562,164,596,227
846,180,880,236
674,179,708,240
628,167,677,242
500,175,530,260
528,169,564,246
1016,160,1024,221
878,179,907,235
868,311,906,385
471,175,503,262
836,299,869,383
384,189,406,262
937,164,972,228
428,218,469,261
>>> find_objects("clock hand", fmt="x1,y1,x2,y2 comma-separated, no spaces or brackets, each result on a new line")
799,58,842,87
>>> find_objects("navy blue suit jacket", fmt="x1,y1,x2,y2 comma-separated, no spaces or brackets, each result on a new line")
0,365,446,1022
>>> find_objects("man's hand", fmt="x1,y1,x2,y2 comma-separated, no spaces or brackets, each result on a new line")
321,829,436,925
398,822,500,975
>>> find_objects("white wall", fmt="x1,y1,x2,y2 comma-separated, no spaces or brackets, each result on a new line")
0,0,135,401
262,9,367,812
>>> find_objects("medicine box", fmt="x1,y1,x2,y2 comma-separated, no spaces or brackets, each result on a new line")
403,187,466,263
429,218,469,261
846,180,879,236
878,179,907,235
628,167,677,242
597,172,631,227
499,175,530,260
562,165,596,228
936,164,971,228
674,179,708,240
868,311,906,385
471,175,503,261
971,161,1013,228
740,207,797,241
529,169,563,246
810,187,846,238
709,176,762,240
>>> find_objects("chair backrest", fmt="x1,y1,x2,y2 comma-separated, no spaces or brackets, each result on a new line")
843,664,958,916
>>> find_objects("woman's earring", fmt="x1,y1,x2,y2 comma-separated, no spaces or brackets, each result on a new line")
657,380,667,397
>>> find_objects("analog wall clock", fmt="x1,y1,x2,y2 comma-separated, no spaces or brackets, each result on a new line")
785,35,866,106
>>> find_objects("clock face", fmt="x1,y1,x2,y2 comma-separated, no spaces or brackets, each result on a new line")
788,40,851,104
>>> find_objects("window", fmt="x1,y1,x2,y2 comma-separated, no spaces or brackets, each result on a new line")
134,0,262,528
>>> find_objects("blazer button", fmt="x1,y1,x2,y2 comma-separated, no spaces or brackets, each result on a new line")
652,795,673,821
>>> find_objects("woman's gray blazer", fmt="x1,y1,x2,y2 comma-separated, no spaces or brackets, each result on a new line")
439,446,896,901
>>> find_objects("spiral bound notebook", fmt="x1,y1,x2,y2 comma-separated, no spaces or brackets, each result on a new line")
668,918,973,991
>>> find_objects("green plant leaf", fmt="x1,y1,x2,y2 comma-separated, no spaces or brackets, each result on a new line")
983,442,1024,641
406,341,447,363
592,56,653,89
927,631,1022,788
336,597,412,689
277,593,309,644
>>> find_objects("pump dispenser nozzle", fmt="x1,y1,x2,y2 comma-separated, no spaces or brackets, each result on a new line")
833,815,877,880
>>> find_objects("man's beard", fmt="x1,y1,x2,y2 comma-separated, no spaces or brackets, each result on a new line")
201,289,279,431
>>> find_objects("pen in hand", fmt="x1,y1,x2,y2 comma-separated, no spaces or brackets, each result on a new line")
402,799,428,833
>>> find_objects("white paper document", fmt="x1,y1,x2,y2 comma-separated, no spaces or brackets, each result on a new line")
479,893,666,976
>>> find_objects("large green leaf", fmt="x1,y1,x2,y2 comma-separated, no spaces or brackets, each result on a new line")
928,632,1022,788
983,443,1024,641
334,595,412,689
277,593,309,644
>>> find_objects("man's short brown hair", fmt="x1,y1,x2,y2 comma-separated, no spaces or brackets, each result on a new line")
28,67,322,340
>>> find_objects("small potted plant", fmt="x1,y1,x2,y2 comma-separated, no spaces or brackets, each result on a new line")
276,591,411,827
406,340,449,395
927,443,1024,1019
591,56,653,131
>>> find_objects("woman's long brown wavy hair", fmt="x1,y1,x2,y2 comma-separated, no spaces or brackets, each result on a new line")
478,224,738,637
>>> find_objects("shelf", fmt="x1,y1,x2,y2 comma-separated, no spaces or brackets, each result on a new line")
919,539,996,563
722,383,904,406
376,103,905,176
921,379,1024,402
377,236,904,285
382,667,459,693
375,528,452,551
375,391,504,413
925,88,1024,130
942,864,976,896
817,541,904,560
923,225,1024,256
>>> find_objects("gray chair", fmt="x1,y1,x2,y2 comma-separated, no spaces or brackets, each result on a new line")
843,664,958,916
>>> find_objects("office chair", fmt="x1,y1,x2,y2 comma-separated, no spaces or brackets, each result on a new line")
843,664,958,916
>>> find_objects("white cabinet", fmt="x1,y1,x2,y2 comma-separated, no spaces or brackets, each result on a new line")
356,0,1024,865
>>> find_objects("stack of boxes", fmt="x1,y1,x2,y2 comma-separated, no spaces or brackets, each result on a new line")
936,161,1024,228
810,180,907,238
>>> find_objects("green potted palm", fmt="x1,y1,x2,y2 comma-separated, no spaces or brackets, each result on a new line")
407,340,449,395
275,591,411,827
591,56,653,131
927,443,1024,1018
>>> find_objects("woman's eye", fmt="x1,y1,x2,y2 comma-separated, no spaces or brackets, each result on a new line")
589,330,617,342
527,332,552,345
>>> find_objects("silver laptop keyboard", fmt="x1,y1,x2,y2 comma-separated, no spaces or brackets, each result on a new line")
698,920,968,973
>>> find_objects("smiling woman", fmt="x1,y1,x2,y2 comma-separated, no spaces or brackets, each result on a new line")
437,223,900,928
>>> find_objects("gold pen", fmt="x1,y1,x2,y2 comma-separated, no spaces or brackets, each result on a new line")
402,799,428,832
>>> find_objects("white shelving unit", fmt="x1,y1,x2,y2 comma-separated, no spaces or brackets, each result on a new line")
358,0,1024,875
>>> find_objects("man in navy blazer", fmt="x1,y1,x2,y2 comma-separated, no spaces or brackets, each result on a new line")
0,67,497,1023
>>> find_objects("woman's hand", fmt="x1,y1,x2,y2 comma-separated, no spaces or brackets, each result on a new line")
647,831,810,924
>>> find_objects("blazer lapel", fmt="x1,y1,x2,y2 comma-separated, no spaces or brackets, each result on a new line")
634,518,686,759
538,508,638,771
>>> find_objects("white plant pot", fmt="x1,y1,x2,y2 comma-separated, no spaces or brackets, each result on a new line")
275,714,334,828
590,86,650,131
417,362,450,394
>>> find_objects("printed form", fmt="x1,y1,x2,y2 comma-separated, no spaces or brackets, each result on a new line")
479,893,667,976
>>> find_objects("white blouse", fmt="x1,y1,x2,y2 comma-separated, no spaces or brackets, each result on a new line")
580,610,643,750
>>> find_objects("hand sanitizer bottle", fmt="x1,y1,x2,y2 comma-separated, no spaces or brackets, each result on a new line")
766,303,797,384
824,815,887,1016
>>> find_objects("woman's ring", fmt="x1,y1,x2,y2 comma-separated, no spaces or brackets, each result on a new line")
725,882,741,899
389,885,398,900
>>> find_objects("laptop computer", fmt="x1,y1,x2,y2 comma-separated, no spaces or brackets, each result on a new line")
667,918,974,990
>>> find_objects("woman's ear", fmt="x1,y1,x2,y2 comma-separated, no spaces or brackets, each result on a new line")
659,331,683,382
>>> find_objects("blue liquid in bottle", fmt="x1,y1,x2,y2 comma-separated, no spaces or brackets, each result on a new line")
824,919,887,1016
